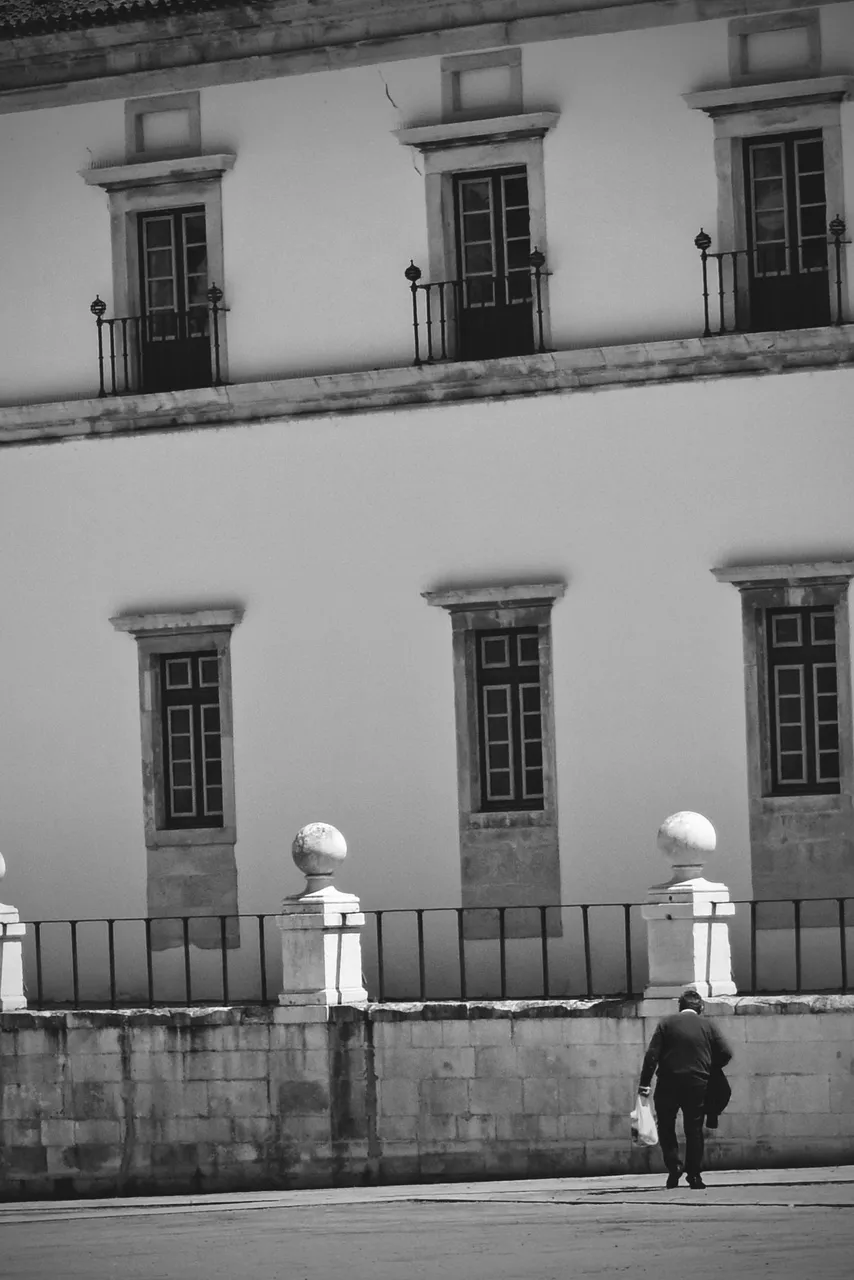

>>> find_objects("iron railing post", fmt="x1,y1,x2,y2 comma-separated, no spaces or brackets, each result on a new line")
829,216,847,325
90,296,107,396
695,229,712,337
530,247,546,353
144,918,154,1007
182,917,193,1003
405,262,422,366
207,283,224,385
257,914,268,1003
539,905,550,998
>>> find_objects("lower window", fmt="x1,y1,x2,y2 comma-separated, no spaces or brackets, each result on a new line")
476,626,544,810
766,606,840,795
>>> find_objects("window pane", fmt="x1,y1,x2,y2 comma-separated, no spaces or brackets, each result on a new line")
205,786,224,815
488,743,510,770
461,181,490,213
463,213,492,243
506,239,531,270
502,176,528,207
818,751,840,781
756,210,786,242
165,659,191,689
754,181,785,212
505,208,530,238
811,613,835,645
752,145,783,179
481,636,509,667
796,141,824,173
777,698,803,725
520,685,541,712
523,767,544,798
199,657,219,686
772,615,801,646
204,759,223,786
524,741,543,769
172,761,193,788
148,279,176,310
168,707,191,734
147,248,174,280
776,667,802,696
818,723,839,751
814,665,837,694
800,206,826,238
183,213,207,243
779,725,803,752
485,688,509,717
171,790,195,815
144,217,173,249
517,634,539,665
779,754,805,781
798,173,826,205
465,243,494,275
488,771,513,799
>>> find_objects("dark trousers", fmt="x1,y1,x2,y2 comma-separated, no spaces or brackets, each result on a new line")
654,1079,707,1178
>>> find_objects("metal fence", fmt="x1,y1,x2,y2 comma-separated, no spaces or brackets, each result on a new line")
6,896,852,1010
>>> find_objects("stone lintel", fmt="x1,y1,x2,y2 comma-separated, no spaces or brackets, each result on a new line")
110,608,244,635
711,561,854,588
4,326,854,448
684,74,854,116
396,112,560,151
423,582,566,610
80,153,236,189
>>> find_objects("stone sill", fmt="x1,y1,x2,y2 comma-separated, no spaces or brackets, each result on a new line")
2,325,854,447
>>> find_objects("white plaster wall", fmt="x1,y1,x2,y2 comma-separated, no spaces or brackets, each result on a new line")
3,9,854,405
1,368,853,945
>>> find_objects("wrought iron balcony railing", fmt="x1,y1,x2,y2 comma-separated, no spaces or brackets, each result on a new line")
405,250,548,366
694,217,849,338
89,285,225,396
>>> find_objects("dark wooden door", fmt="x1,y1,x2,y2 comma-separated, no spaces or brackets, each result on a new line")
743,132,830,332
453,168,534,360
139,208,211,392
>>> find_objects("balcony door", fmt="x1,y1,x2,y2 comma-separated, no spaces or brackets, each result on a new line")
743,132,830,332
453,168,534,360
138,208,211,392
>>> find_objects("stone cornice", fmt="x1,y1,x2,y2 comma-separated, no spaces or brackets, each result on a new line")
684,74,854,116
2,0,853,113
80,152,235,189
397,112,560,151
3,325,854,447
711,562,854,587
110,608,244,634
422,583,567,610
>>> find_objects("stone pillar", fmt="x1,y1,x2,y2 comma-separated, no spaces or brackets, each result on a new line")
0,852,27,1012
276,823,367,1016
641,811,736,1008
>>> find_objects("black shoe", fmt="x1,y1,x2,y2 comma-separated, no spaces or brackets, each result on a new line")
665,1172,682,1189
688,1176,706,1190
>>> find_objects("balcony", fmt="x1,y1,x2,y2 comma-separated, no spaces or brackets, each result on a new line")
89,286,226,396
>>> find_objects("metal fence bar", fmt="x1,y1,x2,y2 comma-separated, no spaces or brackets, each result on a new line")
580,905,593,998
33,920,43,1005
375,911,385,1003
416,909,426,1002
750,900,757,994
144,918,154,1007
793,899,802,993
257,914,268,1005
539,905,550,998
623,903,634,995
498,907,507,1000
107,919,117,1008
839,898,849,995
182,917,192,1004
220,916,230,1004
457,908,467,1001
70,920,80,1007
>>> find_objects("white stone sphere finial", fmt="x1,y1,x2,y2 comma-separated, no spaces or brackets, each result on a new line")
657,811,716,882
292,822,347,893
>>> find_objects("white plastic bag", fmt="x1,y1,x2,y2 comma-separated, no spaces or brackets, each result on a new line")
630,1092,659,1147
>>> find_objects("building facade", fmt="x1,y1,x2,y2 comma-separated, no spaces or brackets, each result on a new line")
0,0,853,1000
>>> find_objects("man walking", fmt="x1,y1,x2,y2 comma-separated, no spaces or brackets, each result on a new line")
639,988,732,1189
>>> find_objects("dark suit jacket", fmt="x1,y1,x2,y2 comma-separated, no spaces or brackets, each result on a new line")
705,1064,732,1128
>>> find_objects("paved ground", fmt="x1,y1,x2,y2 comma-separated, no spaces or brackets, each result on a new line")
2,1166,853,1280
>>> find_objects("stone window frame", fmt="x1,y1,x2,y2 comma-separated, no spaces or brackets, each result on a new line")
712,562,854,809
727,9,822,85
396,113,559,353
110,608,242,851
423,583,564,832
440,48,523,122
124,91,202,160
684,76,851,327
81,152,235,384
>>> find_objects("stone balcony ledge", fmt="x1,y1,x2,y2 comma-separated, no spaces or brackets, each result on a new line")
2,324,853,447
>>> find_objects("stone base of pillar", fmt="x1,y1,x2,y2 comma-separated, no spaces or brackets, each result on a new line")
642,874,737,1001
0,907,27,1012
276,886,368,1009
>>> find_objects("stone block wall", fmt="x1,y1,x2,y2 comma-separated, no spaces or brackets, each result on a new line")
1,997,853,1199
